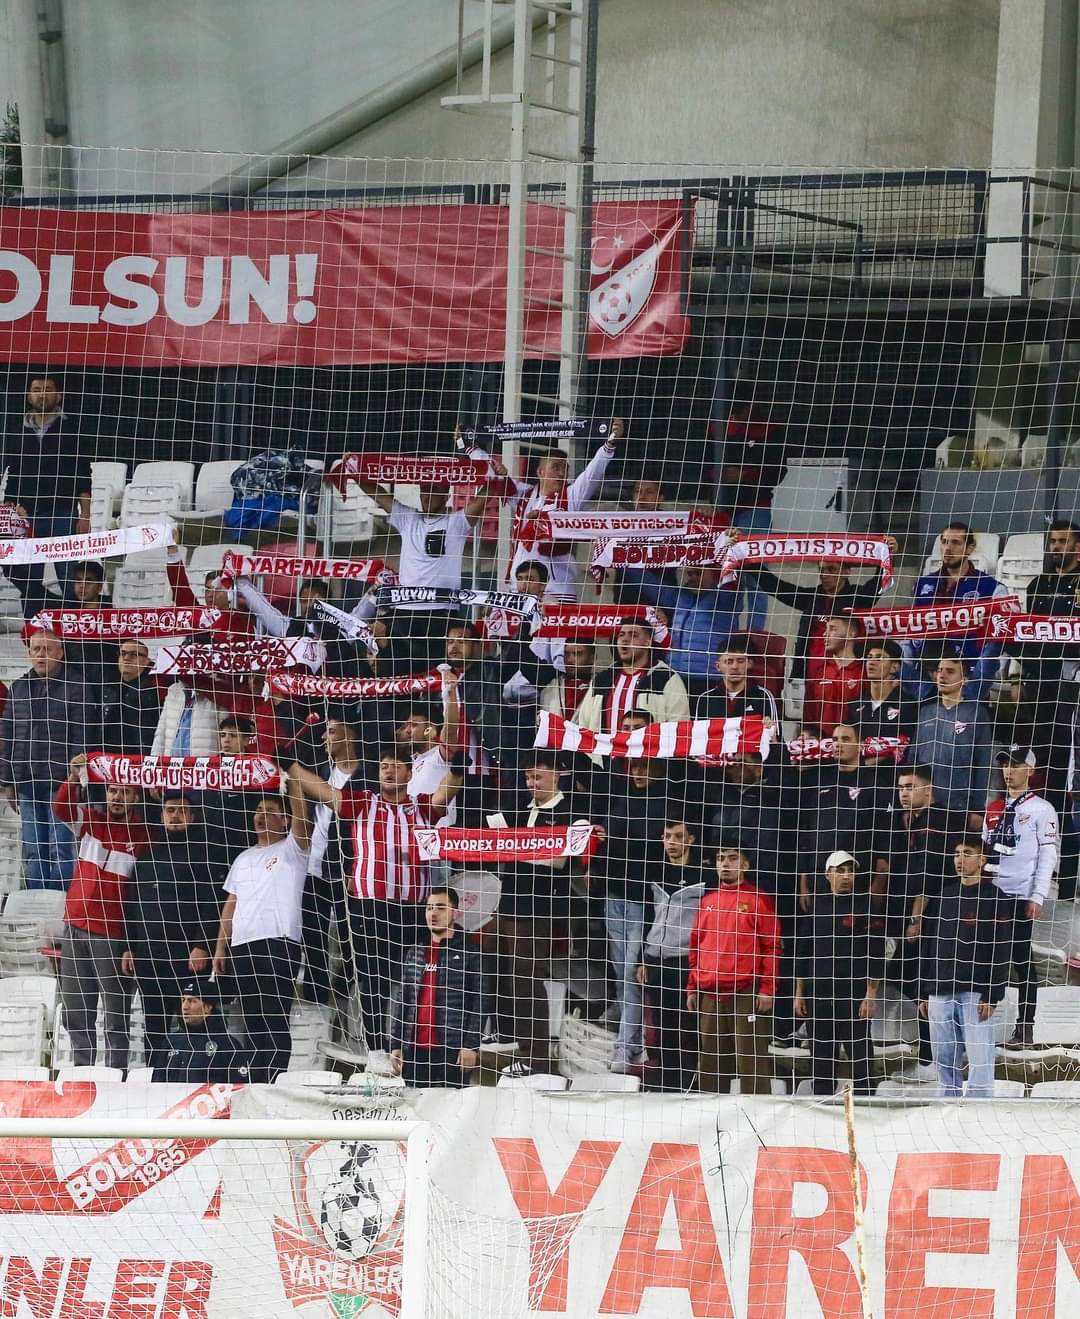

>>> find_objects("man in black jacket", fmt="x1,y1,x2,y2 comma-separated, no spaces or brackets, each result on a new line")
389,887,485,1088
152,976,252,1084
96,640,164,754
122,793,230,1066
918,836,1012,1098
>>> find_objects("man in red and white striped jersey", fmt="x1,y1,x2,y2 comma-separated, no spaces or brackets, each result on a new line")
54,754,157,1069
291,751,466,1071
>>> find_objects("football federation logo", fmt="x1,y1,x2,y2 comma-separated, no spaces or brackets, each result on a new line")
589,225,667,339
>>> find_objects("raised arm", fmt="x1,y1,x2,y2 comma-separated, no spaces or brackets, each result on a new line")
440,668,462,753
359,481,395,515
287,766,312,850
288,762,342,811
429,752,469,813
564,418,623,511
235,578,290,637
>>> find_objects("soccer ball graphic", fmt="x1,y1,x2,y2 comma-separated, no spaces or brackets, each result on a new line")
318,1144,386,1261
593,279,632,328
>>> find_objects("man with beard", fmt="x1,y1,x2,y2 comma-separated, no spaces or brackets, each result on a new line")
693,635,779,723
802,616,867,737
540,639,597,720
122,793,229,1066
574,618,690,734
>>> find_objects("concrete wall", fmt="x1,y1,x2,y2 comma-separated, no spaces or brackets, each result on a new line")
17,0,1004,195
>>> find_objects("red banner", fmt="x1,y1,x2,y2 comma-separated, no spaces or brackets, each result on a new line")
995,613,1080,643
326,454,489,490
30,605,222,639
222,552,386,583
266,669,443,699
0,202,688,366
414,824,600,864
851,597,1020,640
85,753,281,791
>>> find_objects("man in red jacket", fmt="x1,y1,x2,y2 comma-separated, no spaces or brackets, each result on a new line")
687,842,781,1094
54,754,157,1069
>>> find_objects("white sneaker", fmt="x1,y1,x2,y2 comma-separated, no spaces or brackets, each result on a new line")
365,1049,394,1077
501,1059,534,1079
895,1061,938,1082
610,1050,647,1074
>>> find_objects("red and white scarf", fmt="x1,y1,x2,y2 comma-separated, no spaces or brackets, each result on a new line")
589,531,731,580
991,613,1080,644
850,596,1020,640
153,636,323,675
30,606,222,640
786,734,910,763
414,823,599,864
0,521,173,566
718,535,894,589
85,753,281,791
534,710,774,760
482,602,670,648
523,509,699,548
0,504,32,538
266,670,443,700
222,551,387,584
324,453,488,493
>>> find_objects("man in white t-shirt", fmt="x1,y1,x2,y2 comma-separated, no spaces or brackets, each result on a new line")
360,470,498,669
213,771,311,1082
394,669,460,827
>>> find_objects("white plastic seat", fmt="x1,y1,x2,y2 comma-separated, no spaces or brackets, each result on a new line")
497,1073,569,1091
274,1069,344,1087
568,1074,640,1093
129,462,195,507
4,889,66,932
993,1079,1027,1098
110,567,174,609
317,476,379,545
1031,1080,1080,1098
120,484,186,526
0,577,25,635
55,1065,124,1082
1032,897,1080,972
89,462,128,530
998,532,1044,599
0,1065,48,1080
0,975,58,1014
923,531,1000,577
871,985,920,1051
0,921,53,976
286,1003,333,1070
0,1003,46,1066
188,542,253,582
990,986,1020,1045
124,1067,155,1083
188,460,243,517
1022,435,1047,469
1032,986,1080,1047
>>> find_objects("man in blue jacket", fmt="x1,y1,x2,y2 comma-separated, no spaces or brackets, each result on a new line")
152,976,252,1084
389,886,486,1089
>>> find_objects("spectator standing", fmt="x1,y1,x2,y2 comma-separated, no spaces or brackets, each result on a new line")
687,843,780,1094
2,374,92,615
905,523,1008,701
693,636,779,723
122,793,228,1066
919,837,1012,1098
290,753,464,1073
847,639,916,760
394,671,461,827
802,616,866,737
54,755,155,1068
540,639,597,720
912,656,993,824
717,401,787,630
795,851,888,1096
388,887,485,1088
638,821,707,1091
574,619,690,735
983,745,1059,1049
152,976,253,1084
96,640,164,754
58,563,119,689
213,775,312,1083
619,565,740,694
0,631,97,888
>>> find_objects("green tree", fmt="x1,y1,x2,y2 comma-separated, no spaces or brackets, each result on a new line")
0,101,22,199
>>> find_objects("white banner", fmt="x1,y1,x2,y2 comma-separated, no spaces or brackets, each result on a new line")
152,636,324,675
4,1082,1080,1317
0,521,173,566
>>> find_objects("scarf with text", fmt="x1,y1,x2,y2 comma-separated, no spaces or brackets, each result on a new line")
520,509,702,551
483,601,671,647
414,823,600,865
375,586,543,622
221,551,388,584
29,606,223,640
310,598,380,653
991,613,1080,644
534,710,774,760
84,753,281,791
266,670,444,700
0,504,32,538
0,521,173,566
462,419,611,444
153,636,324,676
718,535,894,589
589,530,732,580
850,596,1020,640
324,453,489,493
785,734,910,764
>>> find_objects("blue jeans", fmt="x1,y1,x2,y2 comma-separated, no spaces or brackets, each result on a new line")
732,507,772,632
18,786,75,890
605,897,645,1059
928,992,997,1098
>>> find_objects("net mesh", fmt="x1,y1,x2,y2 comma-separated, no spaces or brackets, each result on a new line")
0,142,1078,1315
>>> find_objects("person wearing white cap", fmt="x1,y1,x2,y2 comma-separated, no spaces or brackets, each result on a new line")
794,850,889,1095
982,745,1059,1048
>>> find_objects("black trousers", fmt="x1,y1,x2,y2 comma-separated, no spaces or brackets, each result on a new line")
882,933,933,1064
641,955,697,1091
349,898,424,1052
809,991,874,1095
231,937,300,1083
130,950,191,1068
1006,900,1037,1027
302,869,346,1005
402,1045,467,1089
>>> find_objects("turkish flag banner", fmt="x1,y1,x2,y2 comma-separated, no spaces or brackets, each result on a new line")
0,201,689,366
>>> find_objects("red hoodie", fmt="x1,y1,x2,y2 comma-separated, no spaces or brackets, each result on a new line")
688,881,781,997
54,782,157,939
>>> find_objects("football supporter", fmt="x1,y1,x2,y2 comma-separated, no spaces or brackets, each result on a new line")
122,792,229,1066
95,639,165,754
795,851,888,1096
290,751,466,1074
912,654,993,824
212,773,313,1082
638,820,708,1091
573,617,690,734
687,843,780,1095
388,886,486,1089
152,975,252,1085
847,638,916,759
58,562,119,689
919,837,1012,1098
54,754,156,1069
692,634,780,723
394,669,461,827
717,401,787,630
539,639,597,719
0,631,97,888
801,615,866,737
619,563,740,692
983,745,1059,1050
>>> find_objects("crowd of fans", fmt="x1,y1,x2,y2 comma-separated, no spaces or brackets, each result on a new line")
0,373,1071,1096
